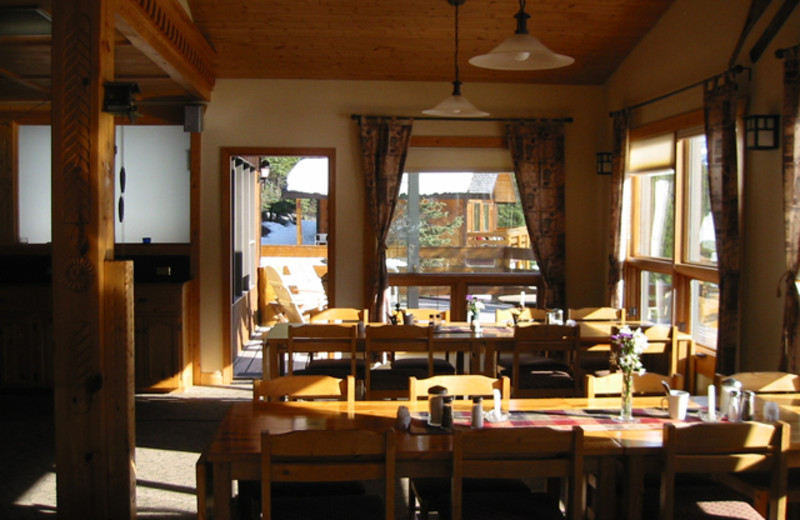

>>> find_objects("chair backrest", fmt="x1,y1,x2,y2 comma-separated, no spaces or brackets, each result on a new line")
401,308,450,324
512,324,582,396
495,307,548,324
310,307,368,323
408,374,510,408
262,428,396,520
568,306,625,322
660,421,788,520
286,323,359,375
264,265,308,323
365,325,434,399
585,371,683,398
715,371,800,393
451,426,585,520
253,375,355,403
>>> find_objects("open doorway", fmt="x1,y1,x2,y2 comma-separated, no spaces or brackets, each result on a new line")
222,147,335,381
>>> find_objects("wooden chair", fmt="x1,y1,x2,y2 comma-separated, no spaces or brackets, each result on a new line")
585,371,683,398
261,428,396,520
407,374,514,520
494,307,547,324
253,374,355,403
449,426,585,520
568,306,625,321
365,324,450,400
310,307,369,324
507,324,582,397
568,307,625,374
408,374,510,405
286,323,361,379
711,371,800,519
656,421,788,520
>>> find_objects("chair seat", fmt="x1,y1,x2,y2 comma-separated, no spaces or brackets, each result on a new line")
411,477,531,517
642,483,765,520
392,357,456,375
369,366,428,390
272,493,385,520
498,353,571,374
237,480,367,519
518,370,575,389
298,358,366,379
440,491,564,520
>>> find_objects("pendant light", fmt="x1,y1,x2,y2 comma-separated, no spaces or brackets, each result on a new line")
424,0,488,117
469,0,573,71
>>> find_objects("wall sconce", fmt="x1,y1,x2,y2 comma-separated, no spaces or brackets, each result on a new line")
102,82,141,122
596,152,613,175
744,114,780,150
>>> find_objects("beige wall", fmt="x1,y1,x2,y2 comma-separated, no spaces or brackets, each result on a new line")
606,0,800,371
199,80,607,377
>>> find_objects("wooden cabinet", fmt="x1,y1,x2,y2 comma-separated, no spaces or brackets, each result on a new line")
0,285,54,388
134,283,191,392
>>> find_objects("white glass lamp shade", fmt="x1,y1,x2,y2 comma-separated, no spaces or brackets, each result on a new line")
423,93,489,117
469,33,574,71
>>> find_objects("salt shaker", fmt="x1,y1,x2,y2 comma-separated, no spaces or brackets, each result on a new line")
471,397,484,429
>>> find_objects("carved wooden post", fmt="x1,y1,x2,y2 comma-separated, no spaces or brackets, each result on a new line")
51,0,135,518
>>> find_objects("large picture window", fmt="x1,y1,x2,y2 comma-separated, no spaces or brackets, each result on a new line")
625,117,719,350
385,170,541,321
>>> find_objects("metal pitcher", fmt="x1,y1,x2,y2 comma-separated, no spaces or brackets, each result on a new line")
719,377,742,420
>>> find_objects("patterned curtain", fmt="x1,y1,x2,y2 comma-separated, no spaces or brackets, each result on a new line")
703,74,742,375
506,121,567,309
358,117,413,321
780,45,800,373
608,110,630,309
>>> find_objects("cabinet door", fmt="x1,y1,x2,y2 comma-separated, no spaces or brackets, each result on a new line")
134,284,186,392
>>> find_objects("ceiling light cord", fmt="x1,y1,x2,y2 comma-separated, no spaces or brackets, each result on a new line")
452,2,462,96
515,0,530,35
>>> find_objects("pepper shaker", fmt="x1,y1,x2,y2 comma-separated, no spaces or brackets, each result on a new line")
441,396,454,429
471,397,484,429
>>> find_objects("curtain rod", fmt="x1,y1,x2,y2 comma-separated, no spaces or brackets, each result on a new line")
776,43,800,58
609,65,750,116
351,114,573,123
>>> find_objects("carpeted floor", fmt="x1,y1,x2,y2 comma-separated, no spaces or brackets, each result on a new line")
0,383,254,519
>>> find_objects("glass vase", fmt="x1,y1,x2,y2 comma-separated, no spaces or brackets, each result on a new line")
616,370,636,422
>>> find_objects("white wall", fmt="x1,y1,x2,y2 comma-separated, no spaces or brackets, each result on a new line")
605,0,800,370
199,79,608,375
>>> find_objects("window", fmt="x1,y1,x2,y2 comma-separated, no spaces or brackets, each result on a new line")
385,169,541,320
625,116,719,350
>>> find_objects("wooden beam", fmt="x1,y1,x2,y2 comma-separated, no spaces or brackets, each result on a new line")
749,0,800,63
115,0,216,101
51,0,135,518
0,64,49,93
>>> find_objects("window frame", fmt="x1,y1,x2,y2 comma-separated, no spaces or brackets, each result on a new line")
624,111,719,350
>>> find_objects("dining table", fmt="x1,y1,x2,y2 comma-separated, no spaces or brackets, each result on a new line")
195,393,800,520
263,321,695,388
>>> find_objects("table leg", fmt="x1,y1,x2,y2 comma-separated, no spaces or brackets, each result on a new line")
196,454,210,520
623,454,645,520
213,460,233,520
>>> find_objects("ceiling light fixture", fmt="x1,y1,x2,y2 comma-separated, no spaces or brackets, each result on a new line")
423,0,488,118
469,0,573,71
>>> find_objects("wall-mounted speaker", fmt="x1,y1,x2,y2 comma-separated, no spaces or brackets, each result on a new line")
184,104,204,133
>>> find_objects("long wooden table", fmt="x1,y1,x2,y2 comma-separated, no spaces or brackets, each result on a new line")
195,394,800,520
263,321,695,388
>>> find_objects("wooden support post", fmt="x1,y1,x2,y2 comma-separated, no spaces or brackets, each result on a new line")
0,122,16,244
51,0,135,518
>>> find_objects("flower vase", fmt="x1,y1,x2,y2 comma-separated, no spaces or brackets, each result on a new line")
616,370,636,422
469,311,481,333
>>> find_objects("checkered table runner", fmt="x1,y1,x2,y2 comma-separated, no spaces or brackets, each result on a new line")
410,408,703,434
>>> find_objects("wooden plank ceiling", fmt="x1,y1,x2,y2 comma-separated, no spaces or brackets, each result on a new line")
0,0,676,108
